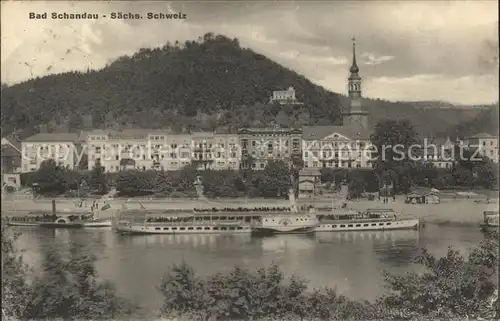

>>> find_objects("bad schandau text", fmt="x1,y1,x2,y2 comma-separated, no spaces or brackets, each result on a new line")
29,12,187,20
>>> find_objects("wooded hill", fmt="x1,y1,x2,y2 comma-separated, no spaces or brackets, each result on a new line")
0,33,491,139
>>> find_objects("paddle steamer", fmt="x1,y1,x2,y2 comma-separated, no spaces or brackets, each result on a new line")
314,208,420,232
115,206,315,235
5,199,113,228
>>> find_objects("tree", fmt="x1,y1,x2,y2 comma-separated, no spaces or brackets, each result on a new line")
261,160,291,197
452,166,474,188
24,241,133,320
33,159,68,195
115,170,155,197
371,120,420,194
472,160,498,189
89,163,108,195
370,119,420,167
1,225,31,319
347,176,366,199
378,237,498,320
154,170,173,195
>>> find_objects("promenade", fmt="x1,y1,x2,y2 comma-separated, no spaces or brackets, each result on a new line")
2,195,496,226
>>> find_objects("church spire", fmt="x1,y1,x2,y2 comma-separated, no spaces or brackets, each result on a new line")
349,37,359,74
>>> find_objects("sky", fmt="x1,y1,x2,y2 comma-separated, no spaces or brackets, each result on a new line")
1,0,498,105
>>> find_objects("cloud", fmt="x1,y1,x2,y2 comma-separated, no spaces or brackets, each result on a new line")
1,0,498,104
361,53,395,66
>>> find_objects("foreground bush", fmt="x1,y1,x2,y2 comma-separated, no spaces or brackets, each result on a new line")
159,232,498,321
1,223,135,320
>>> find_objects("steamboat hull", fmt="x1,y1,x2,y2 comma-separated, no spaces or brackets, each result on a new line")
251,226,316,236
315,218,420,232
38,222,84,228
83,220,113,227
115,224,252,235
6,222,41,227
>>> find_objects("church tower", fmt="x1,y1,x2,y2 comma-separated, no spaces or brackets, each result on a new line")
342,37,369,129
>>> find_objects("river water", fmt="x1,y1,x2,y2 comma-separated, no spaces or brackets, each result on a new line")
13,222,486,317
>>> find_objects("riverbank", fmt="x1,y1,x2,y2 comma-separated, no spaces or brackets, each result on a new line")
2,195,497,226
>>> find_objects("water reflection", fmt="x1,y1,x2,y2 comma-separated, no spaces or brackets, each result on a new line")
115,233,254,251
11,223,487,318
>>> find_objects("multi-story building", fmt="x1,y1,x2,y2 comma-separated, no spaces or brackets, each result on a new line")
238,127,302,170
462,132,499,163
269,86,303,105
191,132,240,170
86,129,188,172
1,134,22,174
302,125,373,169
86,129,168,172
418,137,456,169
21,133,79,172
86,129,241,172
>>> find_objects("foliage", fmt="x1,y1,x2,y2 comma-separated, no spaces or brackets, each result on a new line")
23,241,134,320
446,105,499,138
370,120,421,194
31,159,68,196
347,176,366,199
159,236,499,321
260,160,292,198
158,263,374,321
1,224,31,319
115,170,157,197
378,236,499,320
89,163,108,195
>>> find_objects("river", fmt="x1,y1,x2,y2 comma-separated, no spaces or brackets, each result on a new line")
11,220,487,318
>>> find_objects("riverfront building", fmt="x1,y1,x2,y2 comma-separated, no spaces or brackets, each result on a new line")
237,127,302,169
21,133,79,172
462,133,499,163
84,129,241,172
190,132,240,170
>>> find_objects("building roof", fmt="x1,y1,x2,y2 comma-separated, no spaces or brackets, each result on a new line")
302,125,371,141
23,133,79,143
1,134,21,152
468,133,498,139
86,128,170,140
238,127,302,134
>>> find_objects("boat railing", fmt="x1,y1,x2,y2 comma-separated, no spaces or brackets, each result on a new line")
142,220,249,227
